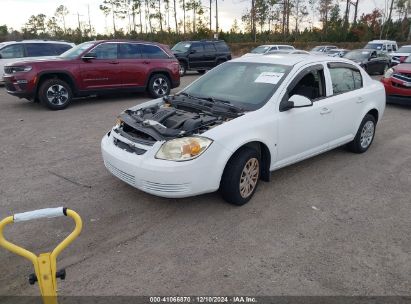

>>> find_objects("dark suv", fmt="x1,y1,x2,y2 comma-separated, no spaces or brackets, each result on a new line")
171,40,232,76
3,40,180,110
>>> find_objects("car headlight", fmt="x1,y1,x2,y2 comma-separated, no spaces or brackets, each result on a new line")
384,68,394,78
156,137,213,161
7,66,32,73
115,117,123,127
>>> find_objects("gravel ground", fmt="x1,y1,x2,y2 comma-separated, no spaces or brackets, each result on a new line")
0,73,410,296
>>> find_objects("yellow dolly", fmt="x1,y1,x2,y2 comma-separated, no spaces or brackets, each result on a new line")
0,207,82,304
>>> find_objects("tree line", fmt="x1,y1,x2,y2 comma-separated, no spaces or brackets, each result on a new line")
0,0,410,45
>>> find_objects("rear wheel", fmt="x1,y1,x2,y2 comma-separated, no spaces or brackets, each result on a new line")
148,74,171,98
197,70,206,74
220,147,260,206
347,114,376,153
38,79,73,110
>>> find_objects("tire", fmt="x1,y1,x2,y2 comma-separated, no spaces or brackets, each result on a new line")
220,147,261,206
197,70,206,74
179,62,187,76
38,78,73,110
347,114,376,153
148,74,171,98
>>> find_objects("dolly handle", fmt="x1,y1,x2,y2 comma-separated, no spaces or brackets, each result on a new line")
14,207,66,223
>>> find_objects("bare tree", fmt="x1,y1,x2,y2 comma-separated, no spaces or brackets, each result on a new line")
55,5,69,33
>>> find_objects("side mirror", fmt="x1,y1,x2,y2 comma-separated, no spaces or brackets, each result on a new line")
82,52,97,60
280,94,313,111
189,49,197,54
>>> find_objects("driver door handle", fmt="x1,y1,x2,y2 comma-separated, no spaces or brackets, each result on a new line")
320,107,332,115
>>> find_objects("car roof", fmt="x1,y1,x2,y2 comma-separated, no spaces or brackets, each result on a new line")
368,40,396,43
0,40,74,45
233,53,353,66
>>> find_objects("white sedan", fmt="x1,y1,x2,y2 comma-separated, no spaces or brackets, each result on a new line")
101,54,385,205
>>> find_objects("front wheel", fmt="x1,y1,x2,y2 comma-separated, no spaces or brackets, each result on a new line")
220,147,260,205
179,62,187,76
38,79,73,110
197,70,206,74
148,74,171,98
347,114,376,153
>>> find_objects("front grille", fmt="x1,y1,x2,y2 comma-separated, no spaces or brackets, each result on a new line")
141,180,190,193
393,72,411,82
105,161,135,186
113,138,146,155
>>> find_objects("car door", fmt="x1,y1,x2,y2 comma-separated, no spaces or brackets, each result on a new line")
367,51,379,74
0,44,25,77
276,64,333,166
79,42,122,90
117,43,146,87
322,63,365,147
203,43,217,68
188,42,205,69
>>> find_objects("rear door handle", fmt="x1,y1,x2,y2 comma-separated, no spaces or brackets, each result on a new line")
320,107,332,115
356,97,365,103
109,61,119,64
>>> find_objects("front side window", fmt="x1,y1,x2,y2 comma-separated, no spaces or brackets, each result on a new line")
329,67,362,94
140,44,168,59
183,62,290,110
26,43,56,57
0,44,24,59
119,43,141,59
92,43,118,59
288,68,325,101
190,43,204,53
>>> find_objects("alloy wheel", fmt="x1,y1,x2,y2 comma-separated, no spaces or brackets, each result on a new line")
360,120,375,149
152,77,169,96
239,158,259,198
46,85,69,105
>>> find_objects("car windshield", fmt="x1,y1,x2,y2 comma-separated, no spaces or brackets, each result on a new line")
365,43,383,50
59,41,95,59
250,46,271,54
397,46,411,53
182,62,290,110
311,46,323,52
344,50,370,60
172,42,191,53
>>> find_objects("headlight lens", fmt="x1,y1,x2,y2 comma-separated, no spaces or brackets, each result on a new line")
7,66,32,73
156,137,213,161
115,117,123,127
384,68,394,78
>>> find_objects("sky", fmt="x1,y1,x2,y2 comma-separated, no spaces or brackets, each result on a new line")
0,0,395,34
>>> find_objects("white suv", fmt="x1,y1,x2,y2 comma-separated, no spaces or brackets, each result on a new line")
365,40,398,53
0,40,74,82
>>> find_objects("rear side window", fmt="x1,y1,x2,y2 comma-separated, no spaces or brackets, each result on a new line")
204,43,216,52
329,67,362,94
215,42,229,52
0,44,25,59
140,44,169,59
278,45,294,50
119,43,142,59
92,43,118,59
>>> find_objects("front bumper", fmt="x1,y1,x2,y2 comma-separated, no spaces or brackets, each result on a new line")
2,74,36,99
101,130,231,198
381,77,411,104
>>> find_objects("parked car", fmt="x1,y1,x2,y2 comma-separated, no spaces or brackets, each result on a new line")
310,45,337,54
344,49,391,75
242,44,295,57
265,49,309,55
101,54,385,205
3,40,180,110
0,40,74,83
389,45,411,65
171,40,232,76
326,48,349,57
381,56,411,104
364,40,398,53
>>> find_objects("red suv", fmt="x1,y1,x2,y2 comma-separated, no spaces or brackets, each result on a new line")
3,40,180,110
